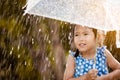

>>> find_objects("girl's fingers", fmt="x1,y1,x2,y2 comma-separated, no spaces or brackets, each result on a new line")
89,70,98,76
91,74,97,78
87,69,98,80
89,69,98,73
89,70,98,79
90,74,97,78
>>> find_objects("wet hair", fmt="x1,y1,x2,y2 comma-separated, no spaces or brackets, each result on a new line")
70,25,97,57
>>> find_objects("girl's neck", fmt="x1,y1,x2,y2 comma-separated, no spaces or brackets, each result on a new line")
80,47,97,59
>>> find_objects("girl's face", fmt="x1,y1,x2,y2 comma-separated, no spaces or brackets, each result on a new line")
74,25,96,52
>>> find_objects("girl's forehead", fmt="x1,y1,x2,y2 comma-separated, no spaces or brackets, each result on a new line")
75,25,92,32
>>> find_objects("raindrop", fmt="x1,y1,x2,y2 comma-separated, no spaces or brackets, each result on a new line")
51,30,54,33
12,47,14,50
18,54,20,58
53,57,54,61
68,36,70,40
10,47,14,55
68,32,71,40
17,45,20,50
69,32,71,36
44,35,47,40
46,35,49,41
39,29,41,32
25,61,27,66
23,13,26,16
8,64,11,71
32,38,34,44
69,50,71,53
48,40,51,44
10,50,12,55
46,57,49,61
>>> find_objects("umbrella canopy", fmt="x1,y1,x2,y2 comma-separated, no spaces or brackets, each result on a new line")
24,0,120,48
25,0,120,31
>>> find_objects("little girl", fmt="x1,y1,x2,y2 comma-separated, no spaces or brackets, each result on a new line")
63,25,120,80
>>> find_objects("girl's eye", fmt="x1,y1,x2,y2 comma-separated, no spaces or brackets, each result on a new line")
75,34,78,36
84,33,88,35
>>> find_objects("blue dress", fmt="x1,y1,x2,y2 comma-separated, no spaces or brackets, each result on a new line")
70,46,109,78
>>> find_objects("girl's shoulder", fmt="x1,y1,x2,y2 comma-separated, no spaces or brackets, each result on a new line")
97,46,107,55
97,46,113,59
66,51,76,66
97,46,106,51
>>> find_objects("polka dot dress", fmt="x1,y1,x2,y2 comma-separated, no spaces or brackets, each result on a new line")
70,46,109,78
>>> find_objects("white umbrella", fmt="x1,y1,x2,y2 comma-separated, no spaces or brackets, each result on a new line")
25,0,120,31
24,0,120,47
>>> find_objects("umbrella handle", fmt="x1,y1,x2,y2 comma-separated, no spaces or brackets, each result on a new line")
93,51,97,69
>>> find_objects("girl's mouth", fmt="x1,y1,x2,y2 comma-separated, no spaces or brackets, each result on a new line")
79,43,86,47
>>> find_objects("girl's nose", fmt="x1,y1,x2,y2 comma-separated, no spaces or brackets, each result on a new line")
79,36,85,41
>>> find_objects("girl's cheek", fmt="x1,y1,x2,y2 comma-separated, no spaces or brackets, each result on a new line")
74,38,79,44
74,39,77,44
87,35,95,39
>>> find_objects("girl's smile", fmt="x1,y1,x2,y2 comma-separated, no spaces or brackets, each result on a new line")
79,43,86,47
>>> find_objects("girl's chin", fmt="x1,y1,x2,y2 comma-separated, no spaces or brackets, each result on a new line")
78,48,87,52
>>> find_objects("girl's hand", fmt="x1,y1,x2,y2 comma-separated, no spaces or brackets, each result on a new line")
96,75,109,80
86,69,98,80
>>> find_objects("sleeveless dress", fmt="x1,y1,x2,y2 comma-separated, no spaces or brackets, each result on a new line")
70,46,109,78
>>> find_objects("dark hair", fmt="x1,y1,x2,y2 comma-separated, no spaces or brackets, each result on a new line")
70,25,97,57
92,28,97,38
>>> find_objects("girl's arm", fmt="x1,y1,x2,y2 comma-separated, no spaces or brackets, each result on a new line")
63,54,97,80
63,54,86,80
104,49,120,80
